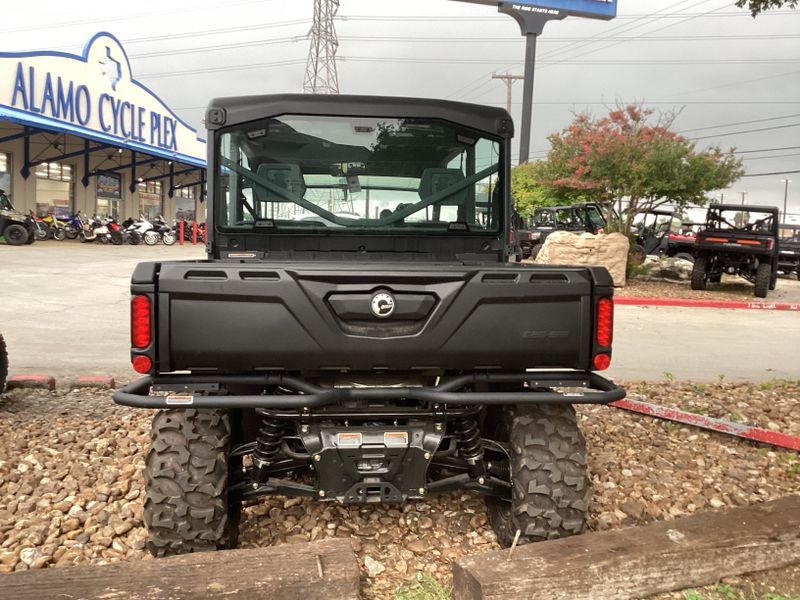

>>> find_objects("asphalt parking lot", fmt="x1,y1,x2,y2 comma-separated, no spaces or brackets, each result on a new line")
1,241,798,382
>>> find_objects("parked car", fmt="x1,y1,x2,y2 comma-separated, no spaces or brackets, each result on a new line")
778,224,800,279
0,189,35,245
113,93,625,557
690,204,779,298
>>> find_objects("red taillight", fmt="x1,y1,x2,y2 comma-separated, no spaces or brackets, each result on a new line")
766,239,774,250
132,355,152,374
595,297,613,348
593,353,611,371
131,295,151,348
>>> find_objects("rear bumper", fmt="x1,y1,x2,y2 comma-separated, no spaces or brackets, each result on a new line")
113,371,625,409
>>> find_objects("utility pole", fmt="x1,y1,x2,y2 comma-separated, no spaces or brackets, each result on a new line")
740,191,747,205
491,73,523,114
303,0,340,94
781,179,791,222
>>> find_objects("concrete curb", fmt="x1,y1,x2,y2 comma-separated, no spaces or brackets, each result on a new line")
7,375,56,391
71,375,116,389
615,296,800,311
6,375,117,391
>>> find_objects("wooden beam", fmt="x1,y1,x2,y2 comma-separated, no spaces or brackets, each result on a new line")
0,538,360,600
453,495,800,600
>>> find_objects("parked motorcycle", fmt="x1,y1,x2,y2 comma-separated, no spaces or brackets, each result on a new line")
30,212,49,241
63,212,84,240
107,218,124,245
121,217,142,245
40,213,67,241
79,215,110,243
143,215,176,245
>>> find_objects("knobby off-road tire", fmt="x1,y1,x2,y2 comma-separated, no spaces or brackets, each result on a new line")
754,262,771,298
674,252,695,263
4,224,28,246
0,334,8,393
486,404,591,548
144,409,240,557
690,255,708,290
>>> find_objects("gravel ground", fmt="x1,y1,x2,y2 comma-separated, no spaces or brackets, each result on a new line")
622,274,800,302
0,382,798,599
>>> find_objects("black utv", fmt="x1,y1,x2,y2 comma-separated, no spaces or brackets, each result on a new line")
114,94,625,556
518,202,607,259
0,189,35,245
690,204,779,298
778,224,800,279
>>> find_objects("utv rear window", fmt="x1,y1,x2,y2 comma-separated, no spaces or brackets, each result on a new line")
706,208,776,233
215,115,503,234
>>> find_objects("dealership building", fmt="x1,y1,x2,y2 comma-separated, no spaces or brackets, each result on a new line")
0,32,206,222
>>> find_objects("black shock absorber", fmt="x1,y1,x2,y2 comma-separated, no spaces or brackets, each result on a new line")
252,412,285,482
452,416,484,475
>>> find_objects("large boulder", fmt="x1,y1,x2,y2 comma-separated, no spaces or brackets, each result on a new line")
640,256,694,281
531,231,630,287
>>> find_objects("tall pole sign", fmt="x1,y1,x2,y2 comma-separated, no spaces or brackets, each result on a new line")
451,1,617,165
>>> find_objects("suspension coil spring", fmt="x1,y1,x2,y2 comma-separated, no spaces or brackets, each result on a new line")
253,415,285,467
452,417,482,462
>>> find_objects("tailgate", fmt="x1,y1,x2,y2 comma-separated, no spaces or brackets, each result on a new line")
697,232,773,253
151,262,608,373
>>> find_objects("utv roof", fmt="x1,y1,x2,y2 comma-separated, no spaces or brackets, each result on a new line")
205,93,513,139
707,203,779,214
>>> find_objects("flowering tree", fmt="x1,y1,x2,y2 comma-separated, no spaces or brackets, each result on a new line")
533,105,744,236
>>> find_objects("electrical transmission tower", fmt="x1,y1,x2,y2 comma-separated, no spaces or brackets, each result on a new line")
303,0,340,94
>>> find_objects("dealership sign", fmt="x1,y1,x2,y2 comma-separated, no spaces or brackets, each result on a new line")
456,0,617,20
0,32,205,167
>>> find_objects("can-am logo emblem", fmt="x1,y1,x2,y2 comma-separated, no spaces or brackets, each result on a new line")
370,291,396,318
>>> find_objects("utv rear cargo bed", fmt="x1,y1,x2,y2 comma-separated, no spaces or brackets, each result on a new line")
138,261,613,374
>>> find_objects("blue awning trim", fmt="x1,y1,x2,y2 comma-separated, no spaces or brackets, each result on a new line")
0,105,206,169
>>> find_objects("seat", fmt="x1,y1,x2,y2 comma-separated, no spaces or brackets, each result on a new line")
418,168,467,221
254,163,306,204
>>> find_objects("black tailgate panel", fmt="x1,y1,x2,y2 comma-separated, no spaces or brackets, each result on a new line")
156,262,599,373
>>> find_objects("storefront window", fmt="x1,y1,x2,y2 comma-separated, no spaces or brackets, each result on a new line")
175,185,196,221
138,180,162,220
35,161,73,218
96,173,122,221
0,153,11,195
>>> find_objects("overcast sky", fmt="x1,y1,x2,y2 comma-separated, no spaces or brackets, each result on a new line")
5,0,800,220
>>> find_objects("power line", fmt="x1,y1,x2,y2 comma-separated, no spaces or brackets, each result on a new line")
139,58,307,79
447,0,705,101
740,152,800,161
338,10,798,21
337,33,798,43
690,122,800,140
126,32,800,59
734,145,800,154
0,0,273,34
678,113,800,134
130,36,304,59
342,56,800,65
743,170,800,177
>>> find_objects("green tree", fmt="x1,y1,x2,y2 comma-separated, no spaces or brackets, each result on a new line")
511,162,555,218
511,161,595,219
533,105,744,236
736,0,797,15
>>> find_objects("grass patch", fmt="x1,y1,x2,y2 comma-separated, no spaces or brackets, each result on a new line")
396,573,451,600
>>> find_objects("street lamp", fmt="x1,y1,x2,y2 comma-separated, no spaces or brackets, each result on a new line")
781,179,791,223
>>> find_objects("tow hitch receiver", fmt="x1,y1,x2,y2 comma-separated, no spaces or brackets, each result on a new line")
300,424,443,503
